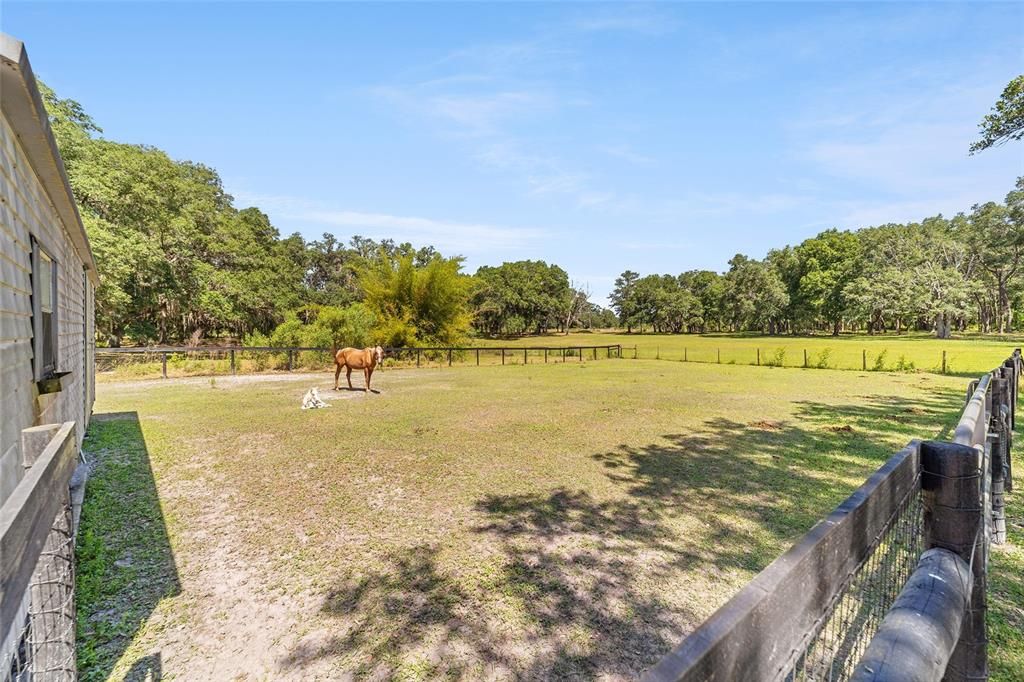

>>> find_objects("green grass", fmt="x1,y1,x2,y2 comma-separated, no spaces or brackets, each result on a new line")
990,462,1024,680
76,416,180,681
77,360,1000,679
476,330,1021,376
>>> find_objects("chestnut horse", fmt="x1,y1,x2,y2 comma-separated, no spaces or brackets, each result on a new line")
334,346,384,392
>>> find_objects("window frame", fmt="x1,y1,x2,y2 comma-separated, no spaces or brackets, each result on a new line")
30,237,59,381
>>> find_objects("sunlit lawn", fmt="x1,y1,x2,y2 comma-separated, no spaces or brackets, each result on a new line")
78,360,1000,680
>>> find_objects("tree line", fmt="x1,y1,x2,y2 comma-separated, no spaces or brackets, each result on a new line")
42,76,1023,346
610,191,1024,339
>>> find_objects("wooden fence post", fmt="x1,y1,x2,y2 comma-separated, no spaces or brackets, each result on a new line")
562,348,566,363
545,349,548,363
161,352,168,379
230,349,236,375
756,348,760,366
417,349,421,368
578,347,583,362
991,373,1009,544
476,349,480,366
502,349,505,365
524,349,528,365
684,347,687,362
287,350,293,371
863,349,867,371
921,440,987,680
448,349,453,367
803,349,808,368
943,350,948,374
717,348,721,364
593,347,597,361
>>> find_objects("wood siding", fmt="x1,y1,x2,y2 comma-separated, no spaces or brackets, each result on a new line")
0,112,93,507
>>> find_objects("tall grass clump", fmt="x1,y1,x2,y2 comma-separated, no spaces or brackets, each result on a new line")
872,350,889,372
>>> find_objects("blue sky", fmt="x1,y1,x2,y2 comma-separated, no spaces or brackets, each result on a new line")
4,2,1023,303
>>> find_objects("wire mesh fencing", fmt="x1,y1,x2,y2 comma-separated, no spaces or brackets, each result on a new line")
784,483,923,681
1,495,76,682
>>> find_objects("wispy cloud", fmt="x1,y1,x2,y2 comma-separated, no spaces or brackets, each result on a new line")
372,84,559,137
600,144,656,166
571,7,679,35
366,34,630,209
233,191,544,254
791,72,1019,227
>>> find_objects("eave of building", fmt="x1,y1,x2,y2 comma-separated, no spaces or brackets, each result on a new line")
1,33,99,285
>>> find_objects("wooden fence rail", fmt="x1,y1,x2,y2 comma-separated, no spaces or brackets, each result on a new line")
0,422,78,676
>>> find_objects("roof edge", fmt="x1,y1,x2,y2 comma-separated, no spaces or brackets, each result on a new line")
1,33,98,285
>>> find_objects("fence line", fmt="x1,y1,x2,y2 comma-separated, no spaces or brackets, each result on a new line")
644,349,1020,682
628,345,974,374
0,422,79,682
96,344,624,378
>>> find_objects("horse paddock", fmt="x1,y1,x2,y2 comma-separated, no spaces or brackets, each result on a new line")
78,361,972,680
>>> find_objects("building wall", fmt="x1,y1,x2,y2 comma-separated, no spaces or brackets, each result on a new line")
0,111,93,507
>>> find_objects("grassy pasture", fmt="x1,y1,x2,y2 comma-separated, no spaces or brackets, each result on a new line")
477,331,1022,376
94,331,1020,383
76,360,1020,680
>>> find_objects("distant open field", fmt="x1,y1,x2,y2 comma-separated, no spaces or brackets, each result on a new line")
477,331,1022,376
75,360,1007,680
94,331,1020,383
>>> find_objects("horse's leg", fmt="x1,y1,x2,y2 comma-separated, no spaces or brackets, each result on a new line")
365,367,372,392
346,366,353,389
334,362,341,390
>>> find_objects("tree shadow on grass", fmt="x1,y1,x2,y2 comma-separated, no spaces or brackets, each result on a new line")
281,386,967,678
76,412,180,682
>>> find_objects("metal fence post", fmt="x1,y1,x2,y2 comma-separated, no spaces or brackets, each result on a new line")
593,347,597,361
804,349,808,368
476,349,480,366
863,349,867,371
501,349,505,365
230,349,236,375
756,348,760,366
524,349,528,365
717,348,720,364
578,347,583,362
921,440,987,680
287,350,293,371
161,352,168,379
448,349,452,367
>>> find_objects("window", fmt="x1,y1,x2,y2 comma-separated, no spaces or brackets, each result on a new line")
31,239,58,380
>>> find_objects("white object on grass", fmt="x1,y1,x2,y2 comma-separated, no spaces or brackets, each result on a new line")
301,387,330,409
